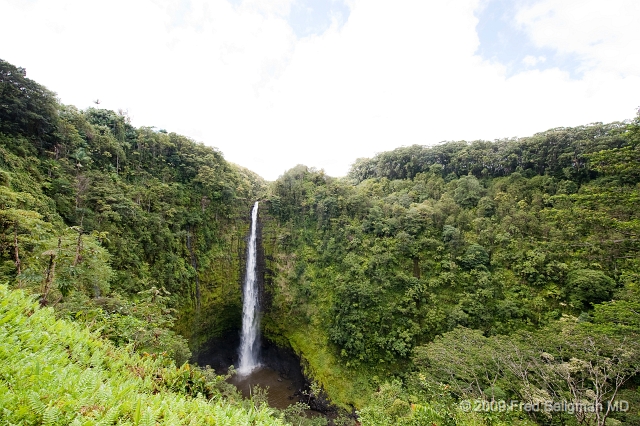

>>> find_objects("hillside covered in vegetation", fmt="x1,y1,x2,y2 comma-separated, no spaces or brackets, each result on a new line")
0,58,267,357
260,110,640,424
0,284,285,425
1,56,640,425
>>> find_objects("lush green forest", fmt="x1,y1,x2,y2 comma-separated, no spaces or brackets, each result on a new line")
0,58,268,357
1,57,639,425
261,110,640,424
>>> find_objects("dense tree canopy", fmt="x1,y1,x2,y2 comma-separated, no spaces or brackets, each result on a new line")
0,58,265,356
0,59,59,149
261,109,640,424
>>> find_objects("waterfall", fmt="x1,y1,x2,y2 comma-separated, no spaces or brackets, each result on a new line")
238,201,260,375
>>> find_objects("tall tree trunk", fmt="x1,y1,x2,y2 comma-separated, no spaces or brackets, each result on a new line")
41,237,61,306
73,228,83,266
13,224,21,276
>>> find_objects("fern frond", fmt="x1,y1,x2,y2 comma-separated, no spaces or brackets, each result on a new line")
139,408,156,426
27,390,46,415
41,405,61,426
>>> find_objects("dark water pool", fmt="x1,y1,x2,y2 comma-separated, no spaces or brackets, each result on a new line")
230,366,301,409
195,330,307,409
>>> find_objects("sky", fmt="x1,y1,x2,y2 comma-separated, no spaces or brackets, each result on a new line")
1,0,639,180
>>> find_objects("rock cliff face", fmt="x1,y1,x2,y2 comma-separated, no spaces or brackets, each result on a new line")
256,204,267,314
179,203,265,354
255,203,290,346
174,219,247,352
191,202,291,368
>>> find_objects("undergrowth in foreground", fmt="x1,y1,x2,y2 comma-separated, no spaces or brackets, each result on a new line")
0,284,284,425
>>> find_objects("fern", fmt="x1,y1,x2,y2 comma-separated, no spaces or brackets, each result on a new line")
76,368,98,396
0,285,286,426
94,383,112,405
26,390,46,416
97,405,121,425
139,408,156,426
42,405,61,426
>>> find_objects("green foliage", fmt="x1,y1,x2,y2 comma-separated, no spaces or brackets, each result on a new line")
460,243,489,270
565,268,615,310
261,108,640,417
0,59,59,148
356,379,530,426
348,122,629,183
21,229,113,300
0,284,284,425
587,114,640,183
69,287,194,365
411,302,640,426
3,57,640,424
453,175,484,208
0,58,267,351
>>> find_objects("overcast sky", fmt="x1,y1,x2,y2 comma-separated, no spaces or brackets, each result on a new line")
1,0,639,180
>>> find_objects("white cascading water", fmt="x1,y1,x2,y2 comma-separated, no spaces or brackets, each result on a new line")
238,201,260,375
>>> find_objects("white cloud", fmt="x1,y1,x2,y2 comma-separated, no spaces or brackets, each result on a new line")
1,0,639,180
516,0,640,75
241,0,295,17
522,55,546,66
